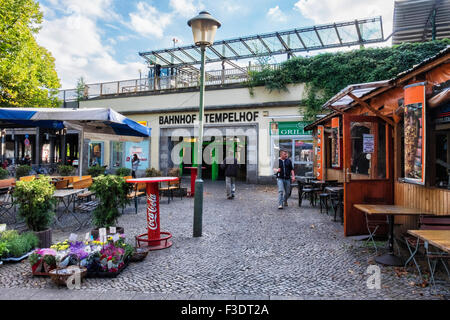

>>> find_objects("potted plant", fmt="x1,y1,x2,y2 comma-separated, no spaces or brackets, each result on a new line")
0,168,9,180
57,165,74,176
145,167,162,177
0,230,39,261
87,165,106,177
13,175,56,248
89,175,132,239
15,165,32,179
115,167,131,177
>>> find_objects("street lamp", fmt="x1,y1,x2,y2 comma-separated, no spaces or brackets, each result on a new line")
188,11,221,237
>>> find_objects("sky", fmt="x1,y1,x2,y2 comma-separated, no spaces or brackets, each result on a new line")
35,0,395,89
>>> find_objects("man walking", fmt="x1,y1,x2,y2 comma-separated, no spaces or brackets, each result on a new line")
221,155,239,199
274,150,295,209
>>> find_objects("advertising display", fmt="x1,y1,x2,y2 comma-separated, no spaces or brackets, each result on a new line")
315,125,324,180
331,117,341,168
125,141,149,170
404,83,426,185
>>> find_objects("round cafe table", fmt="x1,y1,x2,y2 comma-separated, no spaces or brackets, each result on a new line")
184,167,205,197
126,177,179,251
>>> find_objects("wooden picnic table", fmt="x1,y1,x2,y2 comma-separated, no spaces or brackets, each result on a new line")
354,204,431,266
407,230,450,254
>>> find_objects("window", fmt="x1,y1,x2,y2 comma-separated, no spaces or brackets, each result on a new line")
89,142,103,167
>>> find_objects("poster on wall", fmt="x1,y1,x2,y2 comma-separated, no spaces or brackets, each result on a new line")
316,125,324,180
404,83,426,185
125,141,149,170
331,117,340,168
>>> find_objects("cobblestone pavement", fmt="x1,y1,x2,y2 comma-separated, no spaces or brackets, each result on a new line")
0,181,449,300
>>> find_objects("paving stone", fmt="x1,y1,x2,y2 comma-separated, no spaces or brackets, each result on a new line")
1,181,449,300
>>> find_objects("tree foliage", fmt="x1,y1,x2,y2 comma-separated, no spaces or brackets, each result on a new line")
0,0,61,108
247,40,450,121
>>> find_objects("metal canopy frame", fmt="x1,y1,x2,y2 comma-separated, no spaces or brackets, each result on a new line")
139,17,385,68
392,0,450,44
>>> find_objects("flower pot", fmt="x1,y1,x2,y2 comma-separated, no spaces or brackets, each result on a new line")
90,227,124,240
34,229,52,248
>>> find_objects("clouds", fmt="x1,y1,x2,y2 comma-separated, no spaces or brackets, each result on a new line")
267,6,287,22
36,0,146,88
129,2,173,39
169,0,204,18
294,0,394,38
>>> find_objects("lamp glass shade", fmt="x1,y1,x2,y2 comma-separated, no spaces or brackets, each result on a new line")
188,11,221,46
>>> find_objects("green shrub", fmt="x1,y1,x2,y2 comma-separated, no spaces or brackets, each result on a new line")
0,168,9,180
168,167,180,177
0,241,9,258
0,231,38,258
13,175,56,231
115,167,131,177
145,167,162,177
89,175,133,228
16,165,32,179
57,165,74,176
87,165,106,177
247,39,450,120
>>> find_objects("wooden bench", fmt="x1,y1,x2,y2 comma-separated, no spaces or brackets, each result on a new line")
72,178,94,201
19,175,35,182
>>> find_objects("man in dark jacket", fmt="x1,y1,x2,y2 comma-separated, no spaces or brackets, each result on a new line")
221,156,239,199
273,150,295,209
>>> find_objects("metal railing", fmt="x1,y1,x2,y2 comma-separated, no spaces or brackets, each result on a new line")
58,64,280,103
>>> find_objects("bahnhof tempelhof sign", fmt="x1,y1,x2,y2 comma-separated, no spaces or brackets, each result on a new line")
159,111,259,125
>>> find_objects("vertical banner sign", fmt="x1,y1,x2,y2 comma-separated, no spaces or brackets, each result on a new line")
331,117,340,168
404,83,426,185
316,125,324,180
146,183,160,244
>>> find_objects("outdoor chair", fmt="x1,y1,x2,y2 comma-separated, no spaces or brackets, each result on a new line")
300,183,316,207
362,197,389,254
73,178,94,202
329,191,343,223
159,179,182,204
54,179,69,190
0,185,16,223
126,182,146,214
319,192,329,214
404,216,450,282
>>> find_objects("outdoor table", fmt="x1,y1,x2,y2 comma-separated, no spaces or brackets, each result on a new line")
407,230,450,290
126,177,178,250
296,176,314,183
354,204,430,266
407,230,450,254
53,189,84,230
184,167,205,197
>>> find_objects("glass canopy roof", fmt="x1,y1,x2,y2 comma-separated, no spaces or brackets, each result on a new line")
139,17,385,67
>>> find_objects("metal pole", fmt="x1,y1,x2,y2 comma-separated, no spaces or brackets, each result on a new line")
193,45,206,237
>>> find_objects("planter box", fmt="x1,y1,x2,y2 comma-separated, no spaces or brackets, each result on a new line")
1,250,34,263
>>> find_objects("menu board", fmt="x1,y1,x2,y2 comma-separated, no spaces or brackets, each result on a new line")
316,125,324,180
404,83,426,185
331,117,340,168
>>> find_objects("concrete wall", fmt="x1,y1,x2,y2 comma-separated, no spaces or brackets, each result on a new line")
80,84,308,182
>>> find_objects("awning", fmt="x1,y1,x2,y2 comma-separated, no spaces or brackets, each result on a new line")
0,107,151,177
0,108,151,138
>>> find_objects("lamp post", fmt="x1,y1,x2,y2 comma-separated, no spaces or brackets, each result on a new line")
188,11,221,237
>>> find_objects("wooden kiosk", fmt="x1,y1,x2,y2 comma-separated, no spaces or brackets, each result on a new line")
305,47,450,236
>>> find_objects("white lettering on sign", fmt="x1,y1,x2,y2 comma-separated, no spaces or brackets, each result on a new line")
147,193,158,230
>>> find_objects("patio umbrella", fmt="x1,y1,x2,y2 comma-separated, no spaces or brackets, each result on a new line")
0,108,151,177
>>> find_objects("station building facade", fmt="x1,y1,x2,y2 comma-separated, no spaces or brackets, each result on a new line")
79,82,313,183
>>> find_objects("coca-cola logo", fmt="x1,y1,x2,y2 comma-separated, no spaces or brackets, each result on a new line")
147,193,158,230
